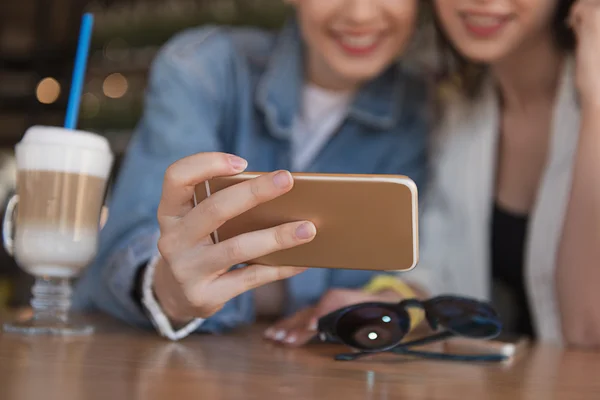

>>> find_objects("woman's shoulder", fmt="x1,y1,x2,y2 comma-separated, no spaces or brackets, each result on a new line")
153,25,277,78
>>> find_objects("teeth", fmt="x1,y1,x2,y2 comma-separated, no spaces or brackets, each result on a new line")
464,15,504,27
339,35,378,49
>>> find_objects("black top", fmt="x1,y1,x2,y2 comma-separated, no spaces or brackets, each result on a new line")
491,203,535,337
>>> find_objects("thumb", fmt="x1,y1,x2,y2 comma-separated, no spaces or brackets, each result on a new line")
208,264,308,307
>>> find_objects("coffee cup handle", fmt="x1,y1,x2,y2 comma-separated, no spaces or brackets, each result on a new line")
3,194,18,256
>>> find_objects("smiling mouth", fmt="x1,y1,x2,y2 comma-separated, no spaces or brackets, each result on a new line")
333,32,385,56
460,12,512,37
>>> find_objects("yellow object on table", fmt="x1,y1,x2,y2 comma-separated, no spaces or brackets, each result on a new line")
363,275,425,331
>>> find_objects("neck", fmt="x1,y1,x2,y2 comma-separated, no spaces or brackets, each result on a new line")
491,32,564,111
307,70,359,92
306,50,359,92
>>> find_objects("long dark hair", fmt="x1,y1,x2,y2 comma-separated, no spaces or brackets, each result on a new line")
432,0,577,98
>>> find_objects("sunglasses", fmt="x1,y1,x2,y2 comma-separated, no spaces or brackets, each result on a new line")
317,295,508,362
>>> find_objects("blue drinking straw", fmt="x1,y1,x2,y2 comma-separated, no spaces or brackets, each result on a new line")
64,13,94,129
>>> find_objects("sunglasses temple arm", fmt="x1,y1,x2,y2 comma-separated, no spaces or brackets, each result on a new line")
335,346,508,363
394,330,455,348
334,352,371,361
392,347,508,362
333,331,455,361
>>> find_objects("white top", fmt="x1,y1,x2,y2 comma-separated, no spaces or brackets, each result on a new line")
402,58,580,344
291,83,353,170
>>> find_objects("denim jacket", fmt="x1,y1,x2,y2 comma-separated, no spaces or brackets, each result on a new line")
72,18,430,333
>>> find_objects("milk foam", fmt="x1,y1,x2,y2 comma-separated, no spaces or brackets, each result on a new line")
16,126,113,179
15,226,99,278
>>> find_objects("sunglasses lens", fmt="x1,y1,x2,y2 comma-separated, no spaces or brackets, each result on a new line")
448,316,501,338
336,306,408,351
427,297,501,338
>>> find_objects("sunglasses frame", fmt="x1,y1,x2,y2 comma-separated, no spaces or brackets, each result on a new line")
318,295,506,362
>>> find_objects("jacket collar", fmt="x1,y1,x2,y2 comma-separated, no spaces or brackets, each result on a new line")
256,17,407,139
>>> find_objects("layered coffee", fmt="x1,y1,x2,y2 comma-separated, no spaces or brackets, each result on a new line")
15,170,108,277
13,126,113,278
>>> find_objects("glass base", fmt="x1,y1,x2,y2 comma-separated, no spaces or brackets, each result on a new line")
2,276,94,336
3,318,94,336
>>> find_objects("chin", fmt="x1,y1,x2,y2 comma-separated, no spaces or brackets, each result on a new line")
452,43,509,65
334,64,389,85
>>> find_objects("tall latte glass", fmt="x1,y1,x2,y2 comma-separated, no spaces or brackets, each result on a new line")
3,126,113,335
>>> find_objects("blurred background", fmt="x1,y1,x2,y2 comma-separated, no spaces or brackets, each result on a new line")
0,0,289,310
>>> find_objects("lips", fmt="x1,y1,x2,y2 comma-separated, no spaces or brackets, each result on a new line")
460,12,512,38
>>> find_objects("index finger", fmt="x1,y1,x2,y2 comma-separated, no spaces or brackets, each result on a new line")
157,152,248,225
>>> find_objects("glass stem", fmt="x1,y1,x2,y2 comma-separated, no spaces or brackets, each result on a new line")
30,277,72,323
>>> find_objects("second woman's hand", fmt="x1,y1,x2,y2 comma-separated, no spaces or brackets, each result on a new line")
152,152,317,324
570,0,600,109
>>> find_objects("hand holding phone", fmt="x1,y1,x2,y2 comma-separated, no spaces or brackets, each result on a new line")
152,153,316,322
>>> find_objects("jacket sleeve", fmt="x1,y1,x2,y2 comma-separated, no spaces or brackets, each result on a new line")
72,28,254,332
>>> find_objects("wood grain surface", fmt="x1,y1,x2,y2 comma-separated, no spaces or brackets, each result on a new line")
1,313,600,400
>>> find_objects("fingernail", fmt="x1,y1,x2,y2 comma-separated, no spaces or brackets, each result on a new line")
274,330,286,341
264,328,275,338
273,171,292,189
308,319,318,331
284,334,297,344
229,155,248,171
295,222,316,240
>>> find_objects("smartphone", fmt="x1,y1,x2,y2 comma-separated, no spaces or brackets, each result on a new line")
194,172,419,271
444,333,531,360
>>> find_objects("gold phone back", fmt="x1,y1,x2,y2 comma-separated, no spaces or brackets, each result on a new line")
195,173,418,271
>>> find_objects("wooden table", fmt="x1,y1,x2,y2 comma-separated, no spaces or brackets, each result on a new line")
1,314,600,400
